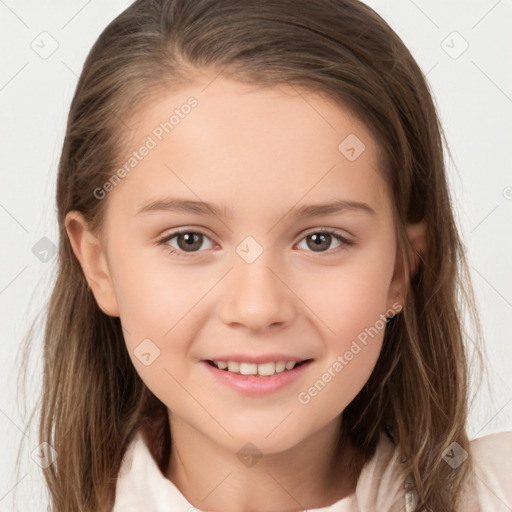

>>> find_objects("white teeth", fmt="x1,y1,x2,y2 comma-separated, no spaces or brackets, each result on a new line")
257,362,276,376
211,360,299,376
239,362,257,375
275,361,286,373
227,361,239,372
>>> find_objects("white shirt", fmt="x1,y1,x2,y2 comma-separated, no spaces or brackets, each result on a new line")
112,429,512,511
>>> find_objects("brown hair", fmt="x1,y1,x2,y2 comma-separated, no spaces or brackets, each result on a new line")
16,0,492,510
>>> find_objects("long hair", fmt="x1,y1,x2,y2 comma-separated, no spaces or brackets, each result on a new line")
16,0,491,510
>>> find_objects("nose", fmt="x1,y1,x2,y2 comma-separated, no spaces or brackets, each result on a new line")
217,250,297,333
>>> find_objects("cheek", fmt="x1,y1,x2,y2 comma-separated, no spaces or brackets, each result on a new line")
297,337,383,423
110,254,213,387
111,245,203,336
112,259,199,408
297,275,388,418
299,248,394,344
293,246,393,413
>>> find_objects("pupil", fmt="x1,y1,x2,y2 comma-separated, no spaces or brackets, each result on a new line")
309,233,329,251
177,233,331,252
179,232,201,251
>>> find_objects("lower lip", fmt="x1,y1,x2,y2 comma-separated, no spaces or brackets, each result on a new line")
202,360,313,395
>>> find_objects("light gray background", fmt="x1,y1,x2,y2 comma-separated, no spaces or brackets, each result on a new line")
1,1,511,510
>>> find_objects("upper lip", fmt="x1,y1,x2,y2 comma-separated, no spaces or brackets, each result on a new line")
203,354,313,364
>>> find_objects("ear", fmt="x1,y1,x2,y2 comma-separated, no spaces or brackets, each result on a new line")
65,211,120,317
386,220,427,311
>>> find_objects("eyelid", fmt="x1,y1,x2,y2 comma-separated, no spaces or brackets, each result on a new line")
300,226,353,239
157,227,216,245
156,228,216,257
156,226,354,258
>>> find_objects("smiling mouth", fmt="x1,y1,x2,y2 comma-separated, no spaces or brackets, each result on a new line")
205,359,312,377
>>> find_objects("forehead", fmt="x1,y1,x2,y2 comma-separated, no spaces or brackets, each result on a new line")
105,77,392,224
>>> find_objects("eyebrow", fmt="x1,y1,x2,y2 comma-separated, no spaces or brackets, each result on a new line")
136,197,376,218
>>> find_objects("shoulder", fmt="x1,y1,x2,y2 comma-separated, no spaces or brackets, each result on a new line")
353,431,412,511
469,430,512,482
457,430,512,511
355,430,512,512
469,429,512,456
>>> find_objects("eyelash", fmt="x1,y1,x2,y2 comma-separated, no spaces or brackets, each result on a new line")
156,228,354,259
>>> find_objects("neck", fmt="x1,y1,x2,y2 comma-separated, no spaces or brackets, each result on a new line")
164,412,358,512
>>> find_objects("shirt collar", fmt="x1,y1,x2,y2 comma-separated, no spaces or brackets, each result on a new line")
112,429,408,512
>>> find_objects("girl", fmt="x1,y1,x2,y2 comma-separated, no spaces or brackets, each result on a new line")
18,0,512,511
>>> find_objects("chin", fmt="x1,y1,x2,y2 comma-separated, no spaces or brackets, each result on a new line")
218,421,312,456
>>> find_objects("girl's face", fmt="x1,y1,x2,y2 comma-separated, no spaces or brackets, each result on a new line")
69,77,410,456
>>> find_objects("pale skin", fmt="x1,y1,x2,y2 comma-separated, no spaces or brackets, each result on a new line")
66,75,426,511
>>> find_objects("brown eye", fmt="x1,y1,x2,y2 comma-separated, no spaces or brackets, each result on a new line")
157,230,214,258
175,232,204,252
305,233,333,252
297,230,352,254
